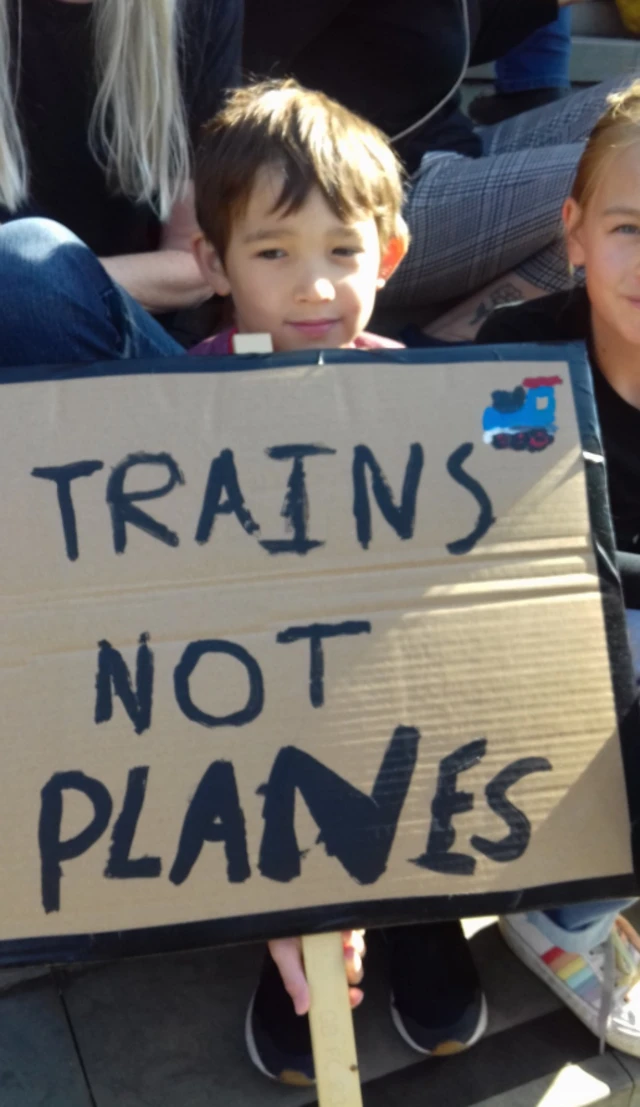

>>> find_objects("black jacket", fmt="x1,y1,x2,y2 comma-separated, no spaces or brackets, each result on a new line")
243,0,559,167
471,0,559,67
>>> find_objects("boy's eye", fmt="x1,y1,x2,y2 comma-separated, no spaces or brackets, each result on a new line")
256,248,286,259
613,223,640,236
332,246,362,257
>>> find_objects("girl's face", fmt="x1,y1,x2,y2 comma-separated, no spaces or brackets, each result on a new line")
564,141,640,349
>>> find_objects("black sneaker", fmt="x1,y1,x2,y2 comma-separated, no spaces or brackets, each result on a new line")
385,921,487,1055
245,950,315,1085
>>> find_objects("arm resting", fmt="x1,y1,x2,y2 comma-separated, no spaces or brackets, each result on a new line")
99,184,211,313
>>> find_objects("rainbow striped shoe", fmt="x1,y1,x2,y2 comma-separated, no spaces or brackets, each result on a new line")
499,914,640,1057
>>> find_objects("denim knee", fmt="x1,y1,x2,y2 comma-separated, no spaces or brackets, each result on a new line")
0,217,104,296
0,216,186,366
0,217,128,366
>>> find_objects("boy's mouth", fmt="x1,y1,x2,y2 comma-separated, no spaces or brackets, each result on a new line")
286,318,341,337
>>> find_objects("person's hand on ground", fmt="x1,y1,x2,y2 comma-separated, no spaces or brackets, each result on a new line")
268,931,365,1016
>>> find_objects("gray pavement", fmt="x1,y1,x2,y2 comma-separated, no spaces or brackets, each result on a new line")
2,915,639,1107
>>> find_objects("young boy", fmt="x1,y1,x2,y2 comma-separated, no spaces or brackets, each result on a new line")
189,79,408,357
189,80,487,1085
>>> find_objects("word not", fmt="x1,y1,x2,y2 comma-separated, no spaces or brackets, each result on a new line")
32,442,495,562
95,623,373,734
38,731,551,913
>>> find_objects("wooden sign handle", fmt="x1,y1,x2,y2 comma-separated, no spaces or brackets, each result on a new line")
302,932,363,1107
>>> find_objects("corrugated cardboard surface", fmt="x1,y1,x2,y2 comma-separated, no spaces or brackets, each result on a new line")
0,351,632,946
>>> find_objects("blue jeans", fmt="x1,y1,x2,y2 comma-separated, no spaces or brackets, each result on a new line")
531,900,636,955
0,218,185,367
496,9,572,94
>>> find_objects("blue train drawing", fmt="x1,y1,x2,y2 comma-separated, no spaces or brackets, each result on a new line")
482,375,563,452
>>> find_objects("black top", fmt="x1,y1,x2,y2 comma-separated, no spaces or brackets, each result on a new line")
3,0,242,257
242,0,558,171
477,288,640,568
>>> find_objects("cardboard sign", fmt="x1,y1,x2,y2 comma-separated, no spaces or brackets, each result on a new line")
0,343,637,965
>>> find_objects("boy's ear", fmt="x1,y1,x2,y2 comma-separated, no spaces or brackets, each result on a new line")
562,197,586,271
192,233,232,296
377,222,409,289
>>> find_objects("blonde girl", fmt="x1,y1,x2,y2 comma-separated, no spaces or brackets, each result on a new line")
477,81,640,1061
0,0,241,363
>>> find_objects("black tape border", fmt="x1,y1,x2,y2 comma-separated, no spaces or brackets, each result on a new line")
0,339,616,384
0,874,635,967
0,341,637,964
562,341,640,888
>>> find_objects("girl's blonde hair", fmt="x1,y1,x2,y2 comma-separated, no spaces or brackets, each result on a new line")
0,0,190,220
572,80,640,209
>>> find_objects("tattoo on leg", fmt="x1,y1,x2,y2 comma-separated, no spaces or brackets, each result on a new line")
469,282,525,327
425,274,547,342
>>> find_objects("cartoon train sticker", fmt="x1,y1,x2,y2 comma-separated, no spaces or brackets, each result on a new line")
482,375,563,452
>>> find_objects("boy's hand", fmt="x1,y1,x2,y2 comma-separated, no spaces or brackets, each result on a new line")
268,930,365,1016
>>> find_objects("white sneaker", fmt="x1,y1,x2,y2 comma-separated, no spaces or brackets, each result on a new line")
500,913,640,1057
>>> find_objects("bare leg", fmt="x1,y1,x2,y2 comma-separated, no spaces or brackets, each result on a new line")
423,272,550,342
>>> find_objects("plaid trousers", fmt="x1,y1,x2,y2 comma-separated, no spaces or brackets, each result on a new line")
384,75,636,307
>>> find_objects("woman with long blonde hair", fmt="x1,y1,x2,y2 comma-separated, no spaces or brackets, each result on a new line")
0,0,241,364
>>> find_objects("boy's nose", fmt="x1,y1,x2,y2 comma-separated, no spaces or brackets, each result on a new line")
296,275,336,302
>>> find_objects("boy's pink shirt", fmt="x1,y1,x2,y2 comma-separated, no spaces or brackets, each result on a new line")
189,327,404,356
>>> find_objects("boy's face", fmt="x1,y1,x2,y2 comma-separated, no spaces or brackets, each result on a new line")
196,167,403,351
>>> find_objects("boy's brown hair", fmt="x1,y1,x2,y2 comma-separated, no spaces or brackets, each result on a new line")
194,79,406,262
